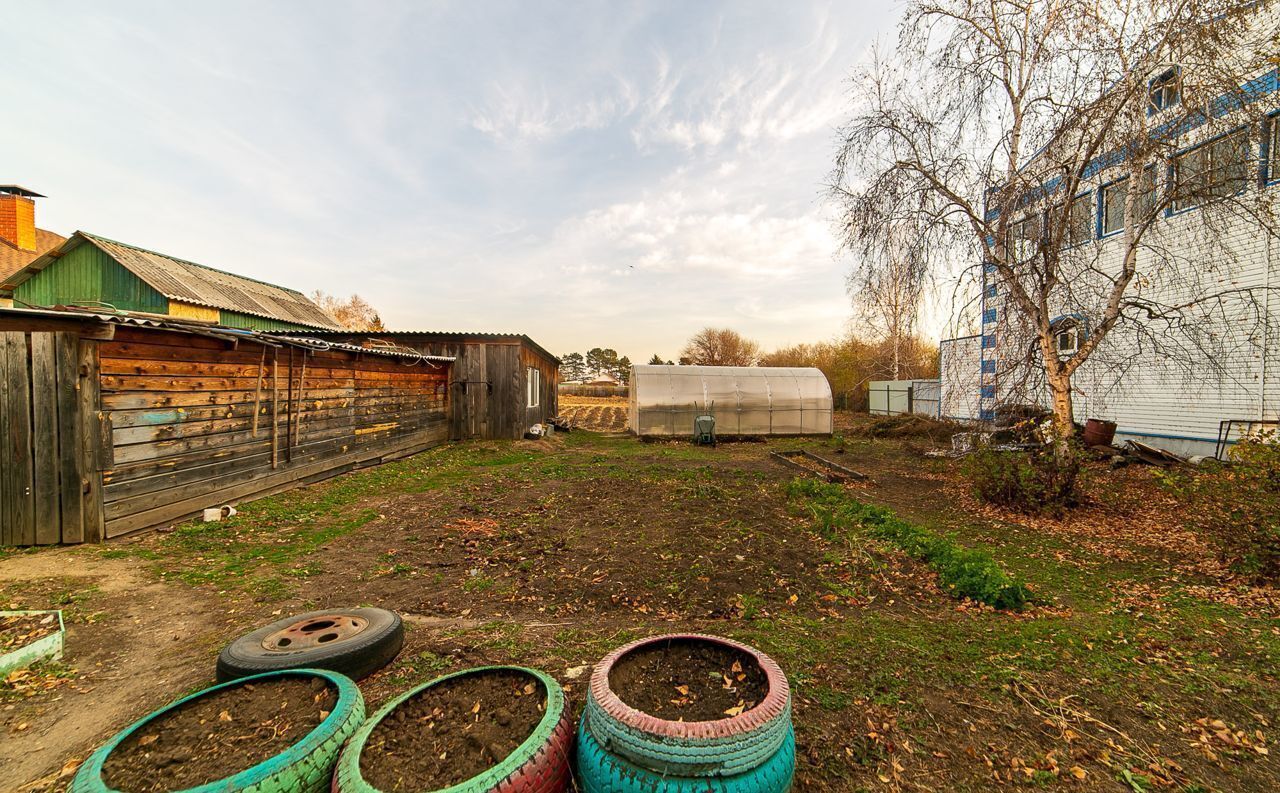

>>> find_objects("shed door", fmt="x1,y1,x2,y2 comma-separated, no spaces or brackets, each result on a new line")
0,331,106,545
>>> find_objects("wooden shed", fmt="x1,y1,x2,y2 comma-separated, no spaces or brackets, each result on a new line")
0,307,452,544
281,331,560,440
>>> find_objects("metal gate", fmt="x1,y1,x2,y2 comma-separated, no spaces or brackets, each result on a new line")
0,331,105,545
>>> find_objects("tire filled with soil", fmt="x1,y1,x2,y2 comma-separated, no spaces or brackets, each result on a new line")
334,666,573,793
581,633,793,781
70,669,365,793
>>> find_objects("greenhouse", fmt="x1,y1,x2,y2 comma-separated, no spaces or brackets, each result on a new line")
628,365,833,437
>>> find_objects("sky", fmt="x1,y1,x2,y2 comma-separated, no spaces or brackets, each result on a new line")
3,1,905,362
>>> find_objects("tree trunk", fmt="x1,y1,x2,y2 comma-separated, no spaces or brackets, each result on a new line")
1046,371,1075,450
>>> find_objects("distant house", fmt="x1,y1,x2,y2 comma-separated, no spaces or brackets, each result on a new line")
0,186,66,285
585,371,622,386
1,230,341,331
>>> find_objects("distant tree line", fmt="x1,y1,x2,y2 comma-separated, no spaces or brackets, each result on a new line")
559,348,633,384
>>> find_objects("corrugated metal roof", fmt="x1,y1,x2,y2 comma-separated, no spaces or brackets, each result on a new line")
0,306,453,363
77,233,342,330
274,329,561,364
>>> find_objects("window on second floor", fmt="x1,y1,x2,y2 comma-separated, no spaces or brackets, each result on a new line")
1008,214,1042,262
1101,167,1157,235
1149,67,1181,114
1171,128,1250,212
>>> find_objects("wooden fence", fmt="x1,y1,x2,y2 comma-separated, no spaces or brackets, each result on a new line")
1,322,453,544
0,331,106,545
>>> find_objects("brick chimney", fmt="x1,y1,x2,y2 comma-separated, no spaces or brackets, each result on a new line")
0,186,44,252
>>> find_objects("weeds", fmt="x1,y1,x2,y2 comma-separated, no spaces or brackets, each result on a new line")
788,478,1032,609
963,441,1084,517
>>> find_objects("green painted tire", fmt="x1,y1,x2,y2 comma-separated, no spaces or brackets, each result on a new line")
69,669,364,793
575,720,795,793
333,665,573,793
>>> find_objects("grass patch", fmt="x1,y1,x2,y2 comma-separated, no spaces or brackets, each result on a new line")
787,478,1031,610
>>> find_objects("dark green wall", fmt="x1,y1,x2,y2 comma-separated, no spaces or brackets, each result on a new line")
217,310,314,332
15,242,168,313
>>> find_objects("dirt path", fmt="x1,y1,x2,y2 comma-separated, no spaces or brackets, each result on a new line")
0,549,225,791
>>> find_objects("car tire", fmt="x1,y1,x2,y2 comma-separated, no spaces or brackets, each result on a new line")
70,669,365,793
333,665,574,792
583,633,792,777
576,719,796,793
216,607,403,682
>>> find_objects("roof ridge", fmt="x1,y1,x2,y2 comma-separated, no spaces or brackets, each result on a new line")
79,231,308,297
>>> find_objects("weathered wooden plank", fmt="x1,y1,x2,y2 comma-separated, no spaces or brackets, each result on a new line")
104,426,449,536
79,340,106,543
30,334,61,544
54,333,84,544
0,333,12,546
3,333,36,545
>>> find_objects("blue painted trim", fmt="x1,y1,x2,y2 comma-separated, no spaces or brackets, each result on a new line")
980,385,996,399
981,335,996,349
982,308,997,323
1116,428,1225,444
981,360,996,374
979,408,995,421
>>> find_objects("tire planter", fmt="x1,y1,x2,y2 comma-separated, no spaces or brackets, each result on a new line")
70,668,364,793
333,666,573,793
217,607,404,682
575,720,796,793
583,634,791,778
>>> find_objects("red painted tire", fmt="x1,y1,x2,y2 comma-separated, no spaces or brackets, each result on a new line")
584,633,792,777
332,666,573,793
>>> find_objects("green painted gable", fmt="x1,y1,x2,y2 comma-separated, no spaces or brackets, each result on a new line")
217,310,316,332
15,241,168,314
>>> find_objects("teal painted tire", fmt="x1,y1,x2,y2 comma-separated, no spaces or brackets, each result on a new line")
69,669,364,793
333,665,573,793
575,720,795,793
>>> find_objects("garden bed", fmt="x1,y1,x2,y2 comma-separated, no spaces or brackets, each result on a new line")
102,676,336,793
609,637,768,721
359,668,546,790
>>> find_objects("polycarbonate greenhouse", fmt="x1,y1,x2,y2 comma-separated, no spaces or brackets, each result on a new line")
628,365,833,437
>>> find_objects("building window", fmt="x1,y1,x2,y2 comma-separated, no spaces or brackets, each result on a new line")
1008,214,1041,262
1149,67,1181,114
1100,168,1156,235
1269,115,1280,182
1172,129,1250,211
526,367,540,408
1066,193,1093,246
1051,316,1085,358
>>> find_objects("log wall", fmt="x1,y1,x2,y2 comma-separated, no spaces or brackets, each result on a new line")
98,326,450,537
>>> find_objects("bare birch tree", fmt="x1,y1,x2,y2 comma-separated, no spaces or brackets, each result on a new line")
831,0,1280,447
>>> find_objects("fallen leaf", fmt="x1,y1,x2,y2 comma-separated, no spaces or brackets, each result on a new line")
218,711,232,722
471,701,481,714
674,684,689,696
138,734,158,747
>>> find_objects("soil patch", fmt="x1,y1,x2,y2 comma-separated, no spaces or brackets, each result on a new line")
360,670,545,790
609,638,768,722
102,677,336,793
0,612,58,653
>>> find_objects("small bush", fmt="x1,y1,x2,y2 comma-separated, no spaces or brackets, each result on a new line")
787,478,1031,609
1163,433,1280,582
962,441,1084,517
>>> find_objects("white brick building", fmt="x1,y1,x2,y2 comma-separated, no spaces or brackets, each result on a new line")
942,64,1280,456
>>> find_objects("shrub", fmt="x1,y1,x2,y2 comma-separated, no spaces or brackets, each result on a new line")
962,441,1084,517
787,478,1031,609
1163,433,1280,582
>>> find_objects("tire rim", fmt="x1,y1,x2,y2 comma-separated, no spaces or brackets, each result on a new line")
261,614,369,651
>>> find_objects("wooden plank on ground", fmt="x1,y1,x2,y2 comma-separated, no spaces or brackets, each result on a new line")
30,334,61,544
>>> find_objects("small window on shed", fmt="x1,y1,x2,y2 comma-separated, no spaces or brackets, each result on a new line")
1052,317,1085,358
527,367,540,408
1149,67,1181,114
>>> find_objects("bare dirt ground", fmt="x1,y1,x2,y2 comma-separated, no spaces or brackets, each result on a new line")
2,415,1276,791
557,394,628,432
0,551,226,790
